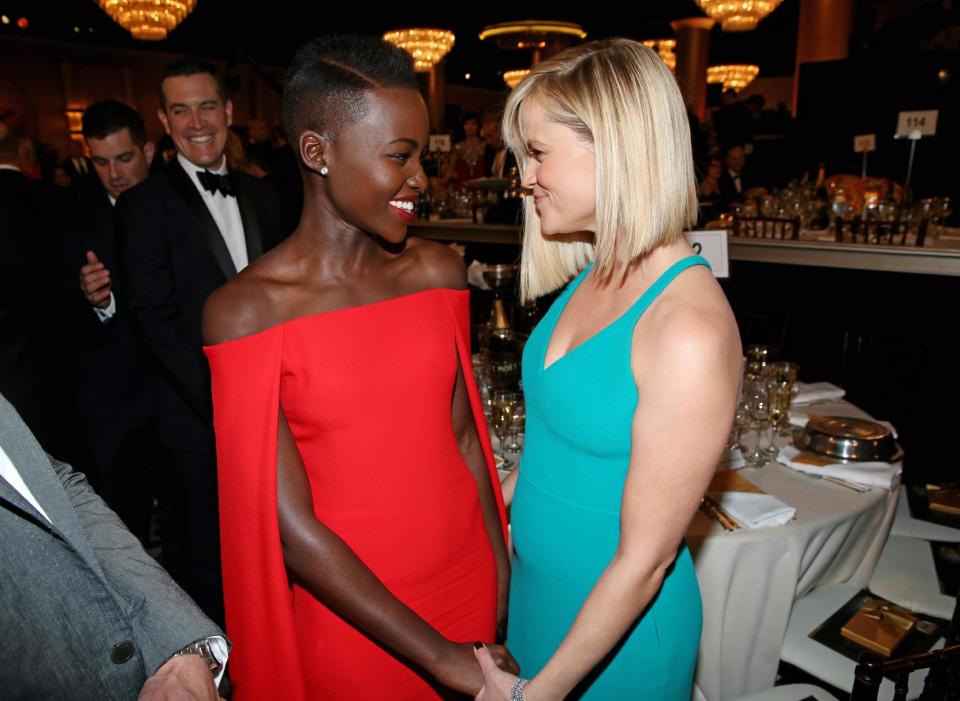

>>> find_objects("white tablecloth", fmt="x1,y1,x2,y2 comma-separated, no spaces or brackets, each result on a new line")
688,401,899,701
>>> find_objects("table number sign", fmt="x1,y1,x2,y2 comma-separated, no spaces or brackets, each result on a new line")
685,229,730,279
428,134,451,152
854,134,876,177
853,134,876,153
896,110,938,138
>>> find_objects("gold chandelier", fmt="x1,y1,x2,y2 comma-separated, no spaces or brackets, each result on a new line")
641,39,677,72
707,64,760,92
503,69,530,90
694,0,783,31
98,0,196,40
383,29,455,72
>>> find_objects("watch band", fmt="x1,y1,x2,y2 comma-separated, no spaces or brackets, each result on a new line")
168,637,223,678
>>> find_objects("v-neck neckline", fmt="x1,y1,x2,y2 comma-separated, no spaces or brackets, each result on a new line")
540,256,709,372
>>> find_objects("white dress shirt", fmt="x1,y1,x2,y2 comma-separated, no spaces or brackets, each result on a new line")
177,153,248,273
0,444,51,522
728,169,743,194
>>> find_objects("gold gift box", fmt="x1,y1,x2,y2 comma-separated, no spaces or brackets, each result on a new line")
841,598,916,657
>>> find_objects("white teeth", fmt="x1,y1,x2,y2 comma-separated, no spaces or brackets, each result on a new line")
189,135,214,144
389,200,414,212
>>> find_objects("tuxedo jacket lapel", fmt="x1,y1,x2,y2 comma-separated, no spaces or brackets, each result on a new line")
166,160,237,279
231,172,264,261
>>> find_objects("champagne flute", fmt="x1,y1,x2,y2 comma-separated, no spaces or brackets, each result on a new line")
491,391,517,470
506,396,526,454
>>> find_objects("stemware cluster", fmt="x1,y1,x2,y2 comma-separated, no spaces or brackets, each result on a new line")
730,344,800,468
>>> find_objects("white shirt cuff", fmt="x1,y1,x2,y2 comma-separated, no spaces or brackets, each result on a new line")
207,635,229,688
93,293,117,322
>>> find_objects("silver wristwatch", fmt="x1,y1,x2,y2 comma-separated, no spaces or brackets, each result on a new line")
168,637,223,678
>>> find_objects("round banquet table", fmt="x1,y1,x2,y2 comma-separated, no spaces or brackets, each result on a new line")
688,400,899,701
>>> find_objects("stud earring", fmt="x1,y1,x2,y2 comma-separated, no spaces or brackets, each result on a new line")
319,166,329,176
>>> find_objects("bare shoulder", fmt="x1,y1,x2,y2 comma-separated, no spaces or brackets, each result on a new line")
202,245,299,346
202,274,276,346
405,236,468,291
641,268,741,373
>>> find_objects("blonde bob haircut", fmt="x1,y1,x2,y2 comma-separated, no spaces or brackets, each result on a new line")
502,38,698,302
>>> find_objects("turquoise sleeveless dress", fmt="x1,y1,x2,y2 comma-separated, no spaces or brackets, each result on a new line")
507,255,710,700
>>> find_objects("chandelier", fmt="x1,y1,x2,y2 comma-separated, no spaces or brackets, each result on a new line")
98,0,196,40
694,0,783,31
503,69,530,90
383,29,455,72
641,39,677,72
707,64,760,92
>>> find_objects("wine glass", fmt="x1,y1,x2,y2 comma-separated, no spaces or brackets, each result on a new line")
743,377,771,467
491,391,518,470
506,396,526,455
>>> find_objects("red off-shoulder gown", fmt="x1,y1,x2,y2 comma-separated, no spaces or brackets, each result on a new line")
205,288,507,700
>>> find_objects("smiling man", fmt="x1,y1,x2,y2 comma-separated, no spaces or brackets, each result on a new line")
116,58,286,626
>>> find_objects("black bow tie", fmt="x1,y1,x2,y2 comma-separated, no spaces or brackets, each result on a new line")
197,170,235,197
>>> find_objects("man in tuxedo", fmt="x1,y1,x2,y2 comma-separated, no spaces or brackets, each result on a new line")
62,100,158,545
718,144,765,208
117,58,285,625
0,392,227,700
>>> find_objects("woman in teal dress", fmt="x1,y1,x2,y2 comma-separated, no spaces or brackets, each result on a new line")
474,39,742,700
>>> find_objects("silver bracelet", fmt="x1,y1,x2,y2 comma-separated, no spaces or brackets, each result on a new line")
511,677,530,701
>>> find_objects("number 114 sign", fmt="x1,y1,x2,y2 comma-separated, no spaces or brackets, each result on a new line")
896,110,938,138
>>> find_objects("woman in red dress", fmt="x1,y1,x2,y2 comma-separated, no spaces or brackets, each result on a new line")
202,35,515,700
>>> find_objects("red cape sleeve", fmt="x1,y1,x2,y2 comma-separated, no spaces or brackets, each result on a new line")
205,329,307,701
444,289,509,545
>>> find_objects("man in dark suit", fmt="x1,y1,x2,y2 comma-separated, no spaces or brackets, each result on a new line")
62,100,159,545
117,58,285,625
0,392,227,700
0,120,65,454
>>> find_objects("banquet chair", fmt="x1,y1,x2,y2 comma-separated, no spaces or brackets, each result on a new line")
850,599,960,701
734,215,802,241
780,536,957,699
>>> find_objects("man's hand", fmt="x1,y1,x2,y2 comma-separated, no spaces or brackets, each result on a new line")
79,250,112,309
138,653,222,701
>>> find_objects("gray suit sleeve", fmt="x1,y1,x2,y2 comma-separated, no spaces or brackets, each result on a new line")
50,455,225,674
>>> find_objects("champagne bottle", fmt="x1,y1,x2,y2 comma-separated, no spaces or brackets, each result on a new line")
491,298,510,330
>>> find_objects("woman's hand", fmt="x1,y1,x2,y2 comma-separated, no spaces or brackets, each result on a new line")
433,641,520,696
474,643,523,701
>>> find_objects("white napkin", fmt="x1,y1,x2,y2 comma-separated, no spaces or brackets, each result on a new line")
467,260,491,290
707,490,796,528
778,445,901,490
793,381,845,404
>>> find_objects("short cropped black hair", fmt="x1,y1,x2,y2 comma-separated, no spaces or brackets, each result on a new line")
160,57,229,107
281,34,418,146
82,100,147,146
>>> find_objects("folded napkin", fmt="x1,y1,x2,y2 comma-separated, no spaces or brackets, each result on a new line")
706,490,796,528
467,260,490,290
793,381,846,404
467,260,491,290
778,445,901,490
